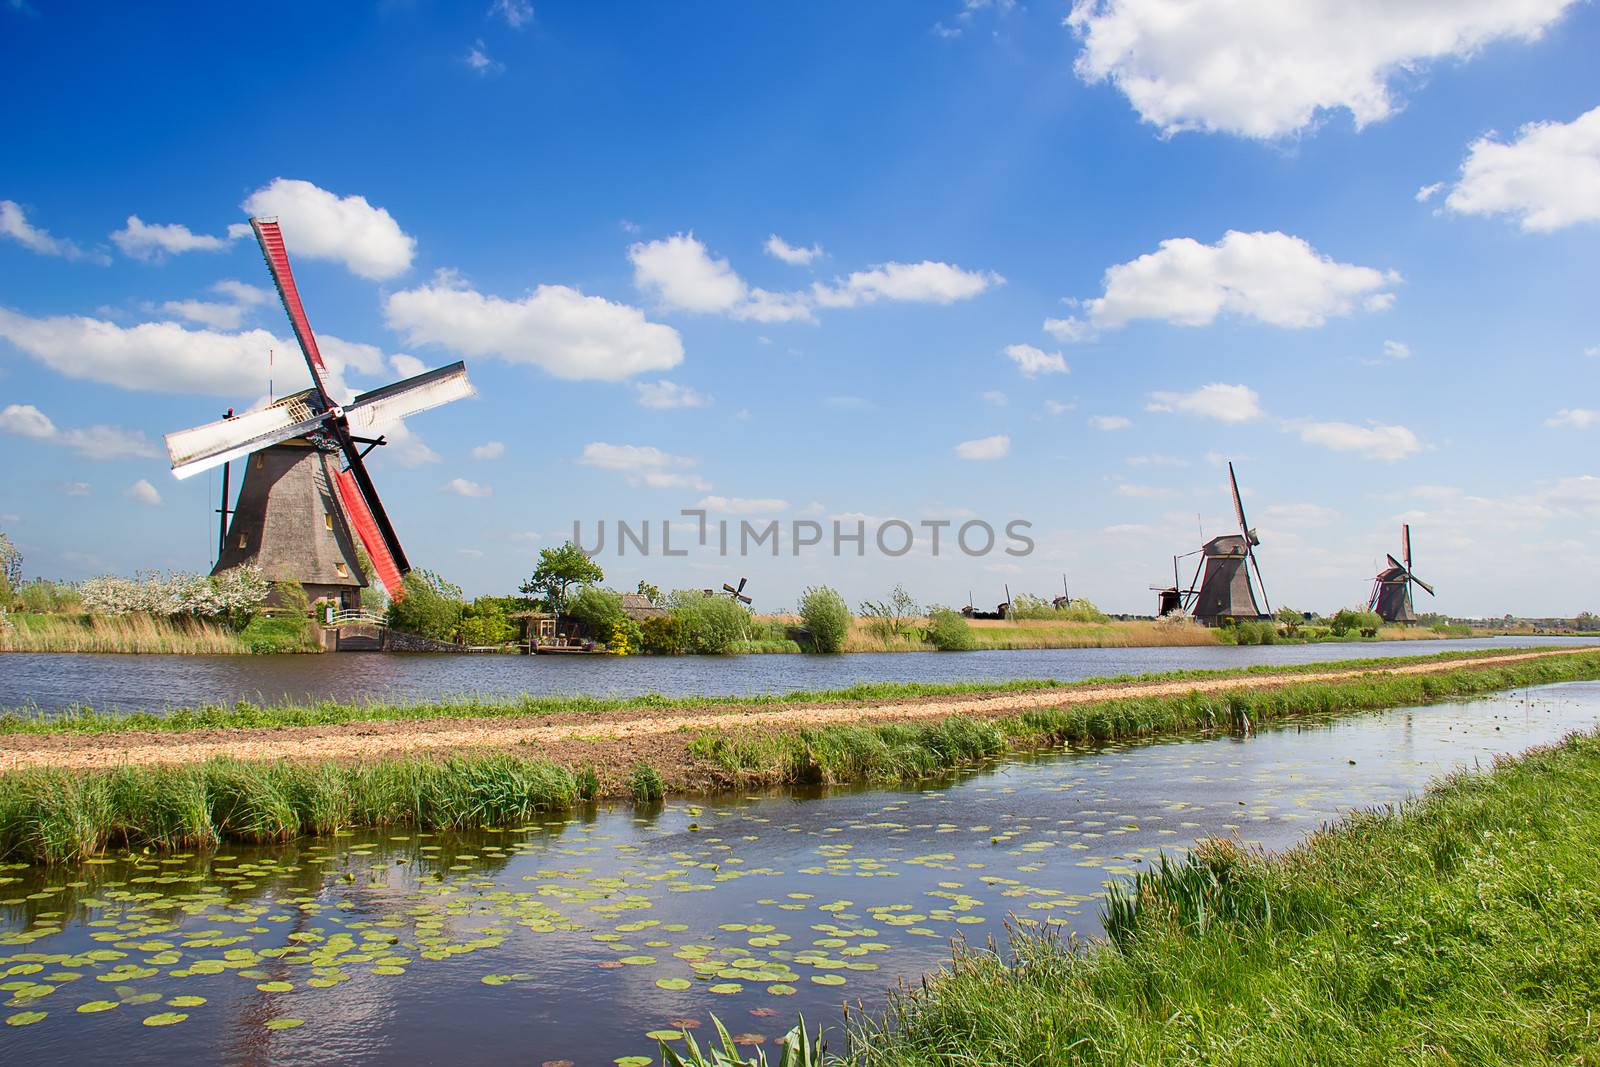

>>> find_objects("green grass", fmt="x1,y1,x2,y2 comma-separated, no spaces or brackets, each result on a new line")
3,645,1589,736
0,611,322,654
842,727,1600,1065
686,650,1600,788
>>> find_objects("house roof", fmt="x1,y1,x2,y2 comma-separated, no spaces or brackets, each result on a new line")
620,592,670,618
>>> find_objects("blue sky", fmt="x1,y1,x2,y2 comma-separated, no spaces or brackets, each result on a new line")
2,0,1597,616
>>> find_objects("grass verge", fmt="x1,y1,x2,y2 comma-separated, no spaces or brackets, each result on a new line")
2,646,1589,736
841,727,1600,1065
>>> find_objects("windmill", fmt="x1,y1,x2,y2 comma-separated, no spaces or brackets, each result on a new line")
1154,462,1271,625
163,217,474,606
1368,524,1434,623
722,577,753,605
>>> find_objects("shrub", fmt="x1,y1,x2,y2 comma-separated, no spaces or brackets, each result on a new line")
630,764,664,805
1330,608,1384,637
607,619,643,655
386,570,464,641
1229,619,1277,645
1008,593,1109,622
925,607,977,651
77,566,267,628
639,614,688,655
859,583,919,641
566,586,626,636
11,579,81,614
668,591,749,655
798,586,851,653
459,595,520,647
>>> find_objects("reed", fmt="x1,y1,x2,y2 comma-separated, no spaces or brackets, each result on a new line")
0,612,253,654
842,727,1600,1065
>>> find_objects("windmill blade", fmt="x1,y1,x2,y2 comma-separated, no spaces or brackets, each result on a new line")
332,466,405,599
1402,523,1413,571
1410,574,1436,597
250,217,333,403
165,395,327,480
722,583,739,595
1246,546,1272,615
736,594,752,605
345,362,476,435
736,577,747,593
1386,553,1405,571
1227,462,1258,545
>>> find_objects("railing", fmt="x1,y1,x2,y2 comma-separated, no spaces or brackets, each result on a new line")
326,609,386,627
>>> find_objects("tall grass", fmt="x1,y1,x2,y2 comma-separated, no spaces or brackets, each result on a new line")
837,616,1222,652
0,612,254,653
844,728,1600,1065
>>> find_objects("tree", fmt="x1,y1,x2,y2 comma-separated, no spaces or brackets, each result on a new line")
636,579,661,604
0,530,19,610
859,583,919,641
926,606,977,651
797,586,851,653
387,570,465,641
521,541,604,614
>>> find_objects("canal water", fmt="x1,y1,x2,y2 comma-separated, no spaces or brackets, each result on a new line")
1,635,1590,714
2,680,1597,1065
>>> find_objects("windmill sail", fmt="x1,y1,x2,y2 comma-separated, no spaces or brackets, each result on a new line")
345,362,476,434
334,467,405,597
251,218,331,391
166,394,326,479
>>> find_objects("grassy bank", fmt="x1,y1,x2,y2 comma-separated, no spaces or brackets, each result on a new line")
838,727,1600,1065
2,650,1598,865
0,612,319,654
1,646,1586,736
685,649,1600,787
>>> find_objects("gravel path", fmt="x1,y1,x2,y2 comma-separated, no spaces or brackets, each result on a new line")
0,647,1589,774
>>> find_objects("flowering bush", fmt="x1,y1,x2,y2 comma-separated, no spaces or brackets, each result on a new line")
79,564,269,629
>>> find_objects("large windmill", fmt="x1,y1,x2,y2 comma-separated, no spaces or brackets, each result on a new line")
1368,524,1434,623
163,218,474,606
1154,462,1271,625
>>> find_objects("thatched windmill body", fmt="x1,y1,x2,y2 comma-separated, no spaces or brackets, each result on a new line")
1368,524,1434,623
164,218,474,606
1154,462,1272,626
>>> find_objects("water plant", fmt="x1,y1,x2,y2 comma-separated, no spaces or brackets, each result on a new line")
659,1014,828,1067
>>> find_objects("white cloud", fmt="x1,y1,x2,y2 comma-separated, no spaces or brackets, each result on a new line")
384,273,683,382
160,299,248,330
490,0,533,28
61,482,91,497
1066,0,1580,139
1585,346,1600,358
813,261,1002,307
981,390,1008,407
465,39,504,76
471,441,506,460
765,234,822,266
1547,408,1600,429
110,216,227,260
235,179,415,280
578,442,710,491
635,379,711,409
1262,502,1340,528
1002,343,1068,378
628,233,814,323
1115,482,1175,499
1290,419,1422,460
954,434,1010,461
0,402,163,460
1147,383,1263,422
125,479,162,506
1415,182,1444,203
1443,105,1600,232
0,200,105,263
697,495,791,514
389,353,427,378
1089,414,1131,430
1044,399,1075,416
0,309,386,401
211,280,270,306
1057,231,1399,338
443,477,492,497
1382,339,1411,360
380,422,441,468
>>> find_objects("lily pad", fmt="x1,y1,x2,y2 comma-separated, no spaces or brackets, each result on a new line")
265,1017,304,1030
143,1011,188,1026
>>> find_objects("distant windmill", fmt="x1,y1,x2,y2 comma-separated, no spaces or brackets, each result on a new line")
722,577,753,605
164,218,474,605
1154,462,1271,625
1368,524,1434,623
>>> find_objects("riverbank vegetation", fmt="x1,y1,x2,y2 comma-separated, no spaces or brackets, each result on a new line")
2,649,1597,865
835,726,1600,1065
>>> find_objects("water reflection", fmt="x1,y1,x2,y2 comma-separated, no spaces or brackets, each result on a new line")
2,680,1597,1065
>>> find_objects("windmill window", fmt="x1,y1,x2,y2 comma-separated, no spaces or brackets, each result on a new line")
324,512,333,531
254,454,263,470
335,562,349,578
237,534,248,549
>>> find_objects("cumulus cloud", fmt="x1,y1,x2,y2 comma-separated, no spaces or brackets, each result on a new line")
1054,231,1399,339
0,309,385,400
384,273,683,382
0,200,106,263
390,353,427,378
697,495,791,514
1002,343,1068,378
628,234,814,323
1382,339,1411,360
0,403,56,438
1547,408,1600,429
1443,104,1600,232
465,39,504,76
0,403,174,461
1289,419,1422,460
1146,383,1263,422
1089,414,1131,430
813,260,1002,307
111,216,227,260
379,422,441,468
634,379,711,409
765,234,822,265
232,179,415,279
61,482,91,497
490,0,533,28
160,299,249,330
1415,182,1444,203
442,477,492,497
125,479,162,506
1066,0,1579,139
578,442,710,491
471,441,506,460
1262,502,1341,528
954,434,1010,461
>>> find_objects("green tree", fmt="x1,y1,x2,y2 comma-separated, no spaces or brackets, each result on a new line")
925,606,977,651
859,583,919,641
797,585,851,653
567,586,626,635
521,541,604,614
667,590,749,655
1275,606,1305,637
636,579,661,603
387,570,465,641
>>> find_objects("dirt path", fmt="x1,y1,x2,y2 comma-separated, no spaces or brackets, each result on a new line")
1,647,1591,775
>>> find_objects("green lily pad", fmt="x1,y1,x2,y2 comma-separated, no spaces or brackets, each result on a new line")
143,1011,188,1026
811,974,846,986
6,1010,47,1026
654,977,691,991
168,996,207,1007
265,1017,304,1030
255,981,292,993
77,1000,119,1013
